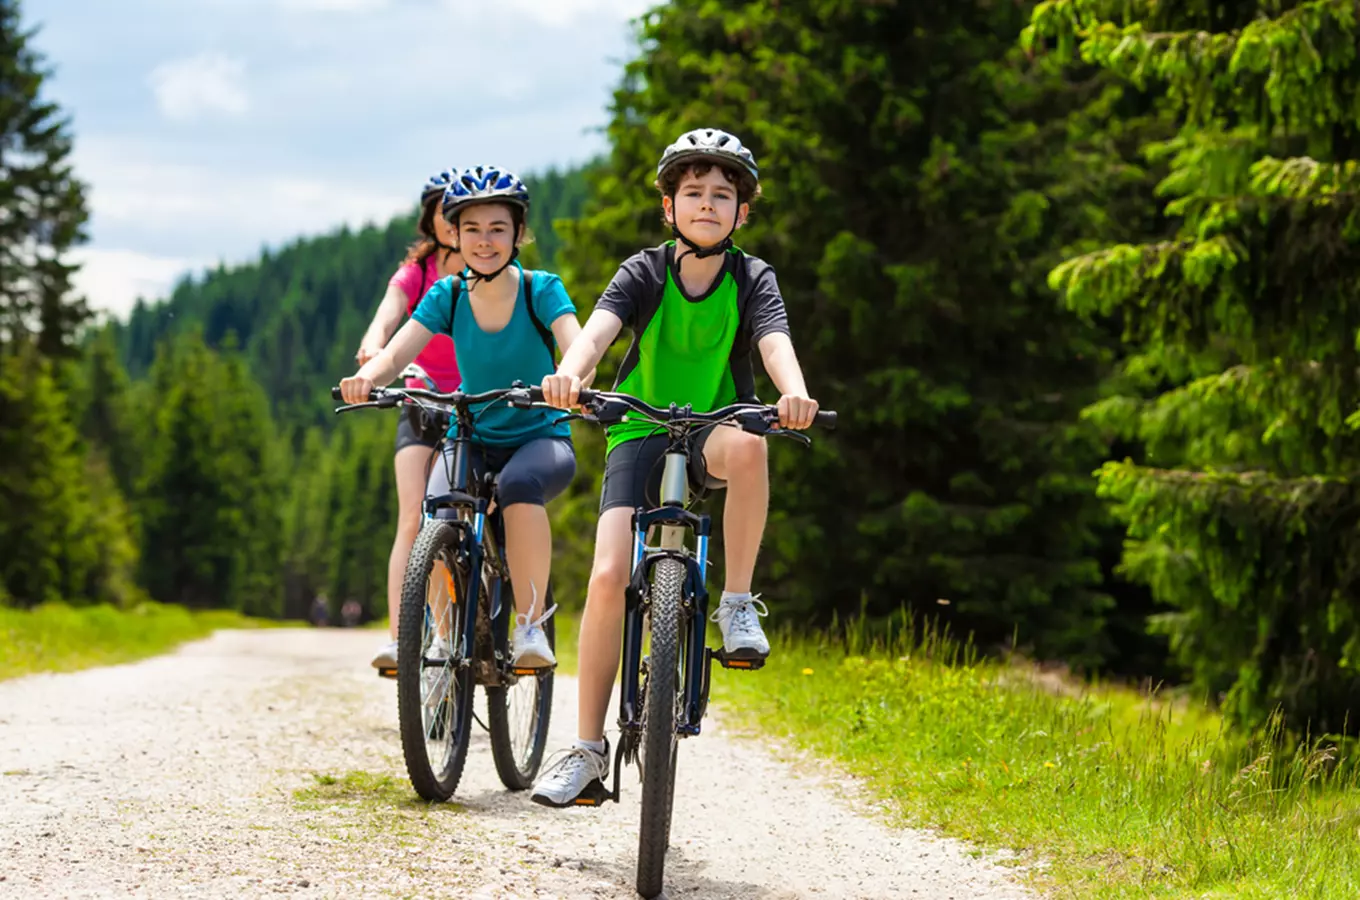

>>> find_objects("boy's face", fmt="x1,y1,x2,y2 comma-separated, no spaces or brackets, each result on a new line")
664,166,748,248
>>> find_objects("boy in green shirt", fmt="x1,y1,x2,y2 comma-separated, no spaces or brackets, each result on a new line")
533,128,820,806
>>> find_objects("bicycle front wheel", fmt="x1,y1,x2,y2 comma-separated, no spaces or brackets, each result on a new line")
396,520,474,802
486,580,556,790
636,557,684,899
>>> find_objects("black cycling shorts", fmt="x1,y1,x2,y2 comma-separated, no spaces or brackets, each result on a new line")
598,429,726,514
394,404,443,454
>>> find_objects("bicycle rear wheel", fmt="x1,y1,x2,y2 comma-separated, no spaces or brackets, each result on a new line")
636,557,684,899
486,580,556,790
397,520,473,802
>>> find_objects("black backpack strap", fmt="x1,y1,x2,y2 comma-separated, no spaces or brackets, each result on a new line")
449,270,555,363
447,274,463,333
521,267,556,364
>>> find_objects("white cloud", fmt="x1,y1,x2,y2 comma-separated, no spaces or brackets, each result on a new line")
75,137,409,256
148,53,250,121
69,248,206,318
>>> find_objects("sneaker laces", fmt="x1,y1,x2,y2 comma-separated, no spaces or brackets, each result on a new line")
540,744,608,787
711,593,768,637
516,580,558,635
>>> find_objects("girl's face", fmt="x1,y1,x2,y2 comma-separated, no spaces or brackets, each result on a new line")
454,202,520,275
432,206,458,247
664,166,748,247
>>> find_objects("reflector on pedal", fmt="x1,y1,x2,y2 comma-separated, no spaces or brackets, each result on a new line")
713,650,766,671
377,667,397,679
511,665,555,677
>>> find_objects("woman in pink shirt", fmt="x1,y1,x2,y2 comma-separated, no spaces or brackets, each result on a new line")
355,169,465,670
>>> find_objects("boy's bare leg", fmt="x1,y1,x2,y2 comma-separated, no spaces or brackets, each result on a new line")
576,506,636,742
701,428,769,592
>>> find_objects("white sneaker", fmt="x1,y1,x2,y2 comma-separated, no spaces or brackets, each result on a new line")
371,640,398,669
511,584,557,668
530,741,610,807
428,633,452,660
711,593,770,659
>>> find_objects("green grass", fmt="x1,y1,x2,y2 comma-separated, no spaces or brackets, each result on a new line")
0,600,288,680
292,769,457,811
710,616,1360,900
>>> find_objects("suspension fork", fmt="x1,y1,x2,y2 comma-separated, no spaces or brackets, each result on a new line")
616,504,712,738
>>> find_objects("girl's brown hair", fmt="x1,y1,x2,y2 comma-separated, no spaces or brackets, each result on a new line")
402,196,443,266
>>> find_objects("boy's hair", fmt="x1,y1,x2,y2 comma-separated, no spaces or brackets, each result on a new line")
655,160,762,204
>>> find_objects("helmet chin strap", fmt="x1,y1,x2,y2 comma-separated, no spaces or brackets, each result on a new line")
461,247,520,288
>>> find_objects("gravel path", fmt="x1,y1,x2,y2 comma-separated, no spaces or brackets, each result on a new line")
0,629,1037,899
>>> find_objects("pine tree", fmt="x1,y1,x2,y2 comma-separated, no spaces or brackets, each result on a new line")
0,346,140,608
0,0,88,356
134,330,283,613
1028,0,1360,729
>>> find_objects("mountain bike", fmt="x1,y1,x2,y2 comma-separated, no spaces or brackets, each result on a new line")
331,379,555,800
559,388,836,900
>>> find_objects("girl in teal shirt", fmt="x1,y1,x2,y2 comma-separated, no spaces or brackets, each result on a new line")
340,166,588,667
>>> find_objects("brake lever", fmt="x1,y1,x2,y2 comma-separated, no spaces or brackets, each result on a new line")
334,400,387,415
772,428,813,448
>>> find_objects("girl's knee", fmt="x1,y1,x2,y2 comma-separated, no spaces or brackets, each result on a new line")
395,511,422,543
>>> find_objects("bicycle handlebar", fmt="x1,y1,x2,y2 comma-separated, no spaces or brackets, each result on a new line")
330,384,535,412
331,384,837,433
571,388,836,430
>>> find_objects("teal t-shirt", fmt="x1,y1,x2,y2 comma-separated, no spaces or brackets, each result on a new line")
412,264,575,447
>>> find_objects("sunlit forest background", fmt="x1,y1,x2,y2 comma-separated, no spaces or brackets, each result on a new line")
6,0,1360,738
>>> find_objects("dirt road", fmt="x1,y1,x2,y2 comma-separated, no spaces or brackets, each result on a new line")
0,629,1035,899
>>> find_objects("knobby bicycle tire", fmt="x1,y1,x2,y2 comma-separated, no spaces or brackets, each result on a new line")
636,557,684,899
397,520,474,801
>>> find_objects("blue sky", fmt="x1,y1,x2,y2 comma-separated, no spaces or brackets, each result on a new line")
24,0,653,318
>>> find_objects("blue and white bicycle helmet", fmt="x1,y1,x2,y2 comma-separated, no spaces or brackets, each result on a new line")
421,168,458,206
441,165,531,222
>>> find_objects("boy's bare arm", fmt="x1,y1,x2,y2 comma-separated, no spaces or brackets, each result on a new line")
543,308,623,407
758,332,818,428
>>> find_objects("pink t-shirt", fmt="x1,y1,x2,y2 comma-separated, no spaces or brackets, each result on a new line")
389,253,460,391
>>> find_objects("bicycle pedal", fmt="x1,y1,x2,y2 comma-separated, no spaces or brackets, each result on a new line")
571,780,612,807
510,664,556,677
376,667,397,679
713,650,766,671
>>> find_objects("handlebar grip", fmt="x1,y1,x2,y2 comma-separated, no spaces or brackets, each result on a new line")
814,410,837,429
577,388,600,405
332,386,382,403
